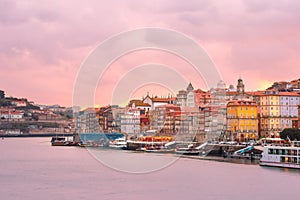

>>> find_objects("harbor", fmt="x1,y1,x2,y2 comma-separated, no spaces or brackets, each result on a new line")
49,132,265,165
47,131,300,169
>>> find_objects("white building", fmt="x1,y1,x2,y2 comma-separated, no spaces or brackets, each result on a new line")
142,94,176,110
280,92,300,129
11,99,27,107
0,110,23,120
120,109,140,135
75,108,100,133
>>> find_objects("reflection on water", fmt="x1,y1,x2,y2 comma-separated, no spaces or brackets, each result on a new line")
86,147,180,173
1,138,300,200
260,165,300,176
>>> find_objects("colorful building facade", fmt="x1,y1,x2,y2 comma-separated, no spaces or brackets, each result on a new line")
226,100,258,141
257,91,300,137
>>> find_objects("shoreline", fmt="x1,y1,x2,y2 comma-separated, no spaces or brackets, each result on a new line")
0,133,73,138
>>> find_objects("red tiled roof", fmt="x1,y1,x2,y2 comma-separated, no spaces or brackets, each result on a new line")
255,91,300,96
156,104,180,109
278,92,300,96
193,89,206,93
152,97,176,102
83,107,100,112
246,91,265,96
129,99,151,107
227,99,257,106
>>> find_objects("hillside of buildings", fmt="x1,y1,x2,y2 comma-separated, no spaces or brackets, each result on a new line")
0,90,74,135
1,77,300,139
76,78,300,142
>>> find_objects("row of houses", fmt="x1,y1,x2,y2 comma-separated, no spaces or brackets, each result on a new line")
0,108,24,120
75,78,300,142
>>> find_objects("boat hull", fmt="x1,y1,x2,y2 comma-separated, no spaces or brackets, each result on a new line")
260,161,300,169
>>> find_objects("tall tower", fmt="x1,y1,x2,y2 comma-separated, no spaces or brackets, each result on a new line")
237,78,245,94
0,90,4,99
187,82,194,92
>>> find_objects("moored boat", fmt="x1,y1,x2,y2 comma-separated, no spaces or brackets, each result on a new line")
175,147,200,155
260,141,300,169
109,137,127,149
51,137,66,146
51,136,79,146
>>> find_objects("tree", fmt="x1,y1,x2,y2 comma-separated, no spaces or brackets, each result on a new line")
280,128,300,140
0,99,11,107
32,114,39,121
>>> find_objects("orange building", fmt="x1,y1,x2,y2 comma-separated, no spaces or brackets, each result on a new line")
226,100,258,141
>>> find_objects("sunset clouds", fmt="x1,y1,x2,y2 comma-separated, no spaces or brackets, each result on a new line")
0,0,299,106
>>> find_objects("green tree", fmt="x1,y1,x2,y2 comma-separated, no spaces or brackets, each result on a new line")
32,114,39,121
280,128,300,140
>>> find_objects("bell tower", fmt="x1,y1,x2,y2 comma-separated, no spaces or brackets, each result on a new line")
237,78,245,94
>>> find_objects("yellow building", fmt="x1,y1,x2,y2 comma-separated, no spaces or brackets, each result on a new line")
227,100,258,141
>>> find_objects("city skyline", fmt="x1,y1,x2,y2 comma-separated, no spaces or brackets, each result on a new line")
1,0,300,106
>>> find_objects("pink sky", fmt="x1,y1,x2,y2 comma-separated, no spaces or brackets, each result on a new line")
0,0,299,107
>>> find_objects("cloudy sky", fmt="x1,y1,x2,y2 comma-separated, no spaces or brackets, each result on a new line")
0,0,299,106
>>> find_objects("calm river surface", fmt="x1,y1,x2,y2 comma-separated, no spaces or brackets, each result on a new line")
1,138,300,200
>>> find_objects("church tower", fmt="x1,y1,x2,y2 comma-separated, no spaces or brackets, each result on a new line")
187,82,194,92
237,78,245,94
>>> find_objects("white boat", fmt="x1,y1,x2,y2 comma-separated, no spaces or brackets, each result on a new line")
175,147,199,155
260,141,300,169
109,137,127,149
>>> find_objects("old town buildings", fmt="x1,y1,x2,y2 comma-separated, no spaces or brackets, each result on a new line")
72,78,300,141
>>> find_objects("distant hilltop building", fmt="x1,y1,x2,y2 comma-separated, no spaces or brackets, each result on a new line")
0,90,4,99
268,78,300,92
176,82,211,108
142,93,176,110
11,99,28,107
128,99,151,111
0,108,24,121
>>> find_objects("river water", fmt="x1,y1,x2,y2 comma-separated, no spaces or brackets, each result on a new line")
0,137,299,200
